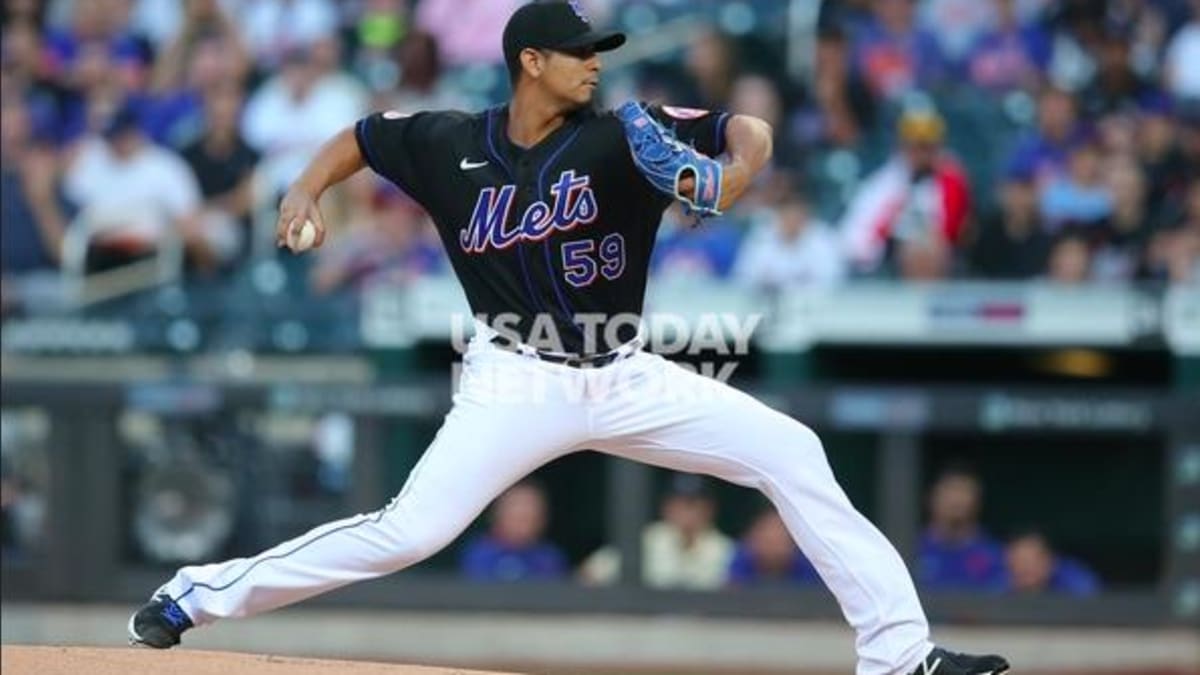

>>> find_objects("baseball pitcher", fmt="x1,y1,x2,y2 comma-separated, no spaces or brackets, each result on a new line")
129,3,1009,674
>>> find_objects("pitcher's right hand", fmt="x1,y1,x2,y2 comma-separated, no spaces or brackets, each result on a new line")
275,186,328,252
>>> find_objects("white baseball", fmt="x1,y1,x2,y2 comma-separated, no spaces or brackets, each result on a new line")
289,220,319,252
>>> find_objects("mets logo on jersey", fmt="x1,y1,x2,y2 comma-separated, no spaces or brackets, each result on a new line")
460,170,599,254
568,0,590,23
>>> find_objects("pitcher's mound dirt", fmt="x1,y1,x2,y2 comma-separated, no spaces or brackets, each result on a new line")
0,646,521,675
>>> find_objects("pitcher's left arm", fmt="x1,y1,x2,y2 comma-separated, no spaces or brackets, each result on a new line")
710,114,773,212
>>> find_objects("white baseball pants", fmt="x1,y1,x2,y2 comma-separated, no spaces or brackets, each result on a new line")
160,327,932,675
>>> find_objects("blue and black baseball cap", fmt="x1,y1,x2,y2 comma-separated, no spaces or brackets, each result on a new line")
503,1,626,75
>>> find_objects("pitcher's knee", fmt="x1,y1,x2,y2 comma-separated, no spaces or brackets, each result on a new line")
782,420,820,446
760,415,825,455
794,424,826,455
794,425,835,474
752,420,832,478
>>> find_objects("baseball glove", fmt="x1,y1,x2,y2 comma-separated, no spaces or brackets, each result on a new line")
616,101,724,217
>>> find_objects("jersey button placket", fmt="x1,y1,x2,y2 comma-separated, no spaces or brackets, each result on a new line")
517,159,535,201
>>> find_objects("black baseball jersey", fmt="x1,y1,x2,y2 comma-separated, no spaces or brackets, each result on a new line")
354,103,729,354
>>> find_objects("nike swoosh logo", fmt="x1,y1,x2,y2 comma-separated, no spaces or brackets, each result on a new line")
460,159,489,170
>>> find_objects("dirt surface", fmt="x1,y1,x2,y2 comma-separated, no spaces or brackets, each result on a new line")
0,646,522,675
6,646,1196,675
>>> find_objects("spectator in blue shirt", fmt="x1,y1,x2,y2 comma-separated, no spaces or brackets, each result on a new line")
727,507,820,587
460,480,567,583
847,0,947,102
1,96,67,316
650,205,743,281
42,0,152,90
1004,530,1100,596
1005,87,1083,189
143,1,250,149
918,465,1006,591
1039,139,1114,232
1,96,64,272
965,0,1052,93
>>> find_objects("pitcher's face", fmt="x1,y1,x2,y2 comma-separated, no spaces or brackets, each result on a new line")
537,46,602,108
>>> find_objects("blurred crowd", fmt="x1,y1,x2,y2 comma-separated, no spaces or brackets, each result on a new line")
2,0,1198,317
458,469,1100,596
702,0,1200,286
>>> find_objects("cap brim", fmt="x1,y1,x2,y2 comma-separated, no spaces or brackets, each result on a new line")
557,29,626,52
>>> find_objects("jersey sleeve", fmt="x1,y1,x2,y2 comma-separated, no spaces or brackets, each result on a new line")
644,103,731,158
354,111,440,202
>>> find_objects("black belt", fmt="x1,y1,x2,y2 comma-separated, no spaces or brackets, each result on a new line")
489,335,641,369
